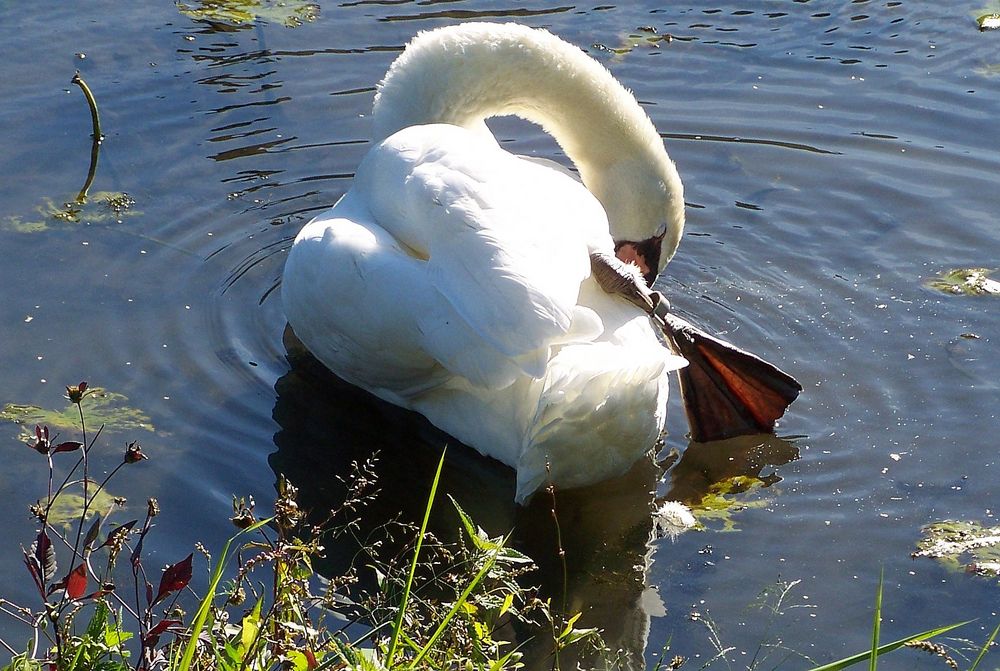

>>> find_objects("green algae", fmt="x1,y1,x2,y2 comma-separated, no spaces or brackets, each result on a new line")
42,487,121,531
176,0,320,28
913,520,1000,580
925,268,1000,296
1,191,140,233
689,475,771,533
2,388,154,441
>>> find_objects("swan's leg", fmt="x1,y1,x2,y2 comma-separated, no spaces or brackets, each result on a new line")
589,252,801,442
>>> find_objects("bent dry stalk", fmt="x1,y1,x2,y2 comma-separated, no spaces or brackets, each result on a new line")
71,72,102,204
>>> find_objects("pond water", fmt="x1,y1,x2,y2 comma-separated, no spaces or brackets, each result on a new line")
1,1,998,668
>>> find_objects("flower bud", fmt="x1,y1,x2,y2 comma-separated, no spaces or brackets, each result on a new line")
124,441,147,464
66,381,88,404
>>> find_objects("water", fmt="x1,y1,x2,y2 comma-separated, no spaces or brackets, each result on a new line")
1,1,998,668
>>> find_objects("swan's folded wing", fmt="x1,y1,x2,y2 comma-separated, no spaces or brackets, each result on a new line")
417,141,602,359
284,197,528,395
359,124,607,369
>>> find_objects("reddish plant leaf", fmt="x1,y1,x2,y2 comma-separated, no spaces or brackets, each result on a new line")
141,618,181,647
152,553,193,606
24,530,58,598
131,531,147,572
52,441,83,454
82,586,113,601
22,551,45,598
33,530,57,583
305,648,318,670
83,515,102,552
65,564,88,600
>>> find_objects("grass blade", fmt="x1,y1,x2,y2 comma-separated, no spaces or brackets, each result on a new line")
808,621,971,671
968,621,1000,671
174,517,271,671
386,447,446,667
869,566,883,671
408,549,500,669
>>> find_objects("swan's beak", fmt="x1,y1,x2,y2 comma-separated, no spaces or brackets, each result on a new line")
614,233,664,287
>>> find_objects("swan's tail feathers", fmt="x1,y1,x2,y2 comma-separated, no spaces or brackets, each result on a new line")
661,313,802,443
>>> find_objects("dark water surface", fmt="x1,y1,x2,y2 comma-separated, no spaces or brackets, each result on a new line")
1,1,998,668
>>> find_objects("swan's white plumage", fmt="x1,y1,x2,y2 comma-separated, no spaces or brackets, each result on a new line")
282,23,688,502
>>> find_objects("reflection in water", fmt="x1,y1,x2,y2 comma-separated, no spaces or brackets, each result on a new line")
664,434,801,507
270,326,799,668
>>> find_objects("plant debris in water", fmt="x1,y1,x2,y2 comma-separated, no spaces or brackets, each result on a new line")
592,25,674,58
925,267,1000,296
978,13,1000,29
913,520,1000,580
653,500,698,539
1,191,140,233
176,0,320,28
688,475,771,532
42,487,120,531
1,388,154,439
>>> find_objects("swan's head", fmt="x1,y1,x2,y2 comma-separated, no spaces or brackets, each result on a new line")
589,150,685,288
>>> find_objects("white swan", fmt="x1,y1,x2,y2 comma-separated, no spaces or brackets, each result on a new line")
282,22,688,503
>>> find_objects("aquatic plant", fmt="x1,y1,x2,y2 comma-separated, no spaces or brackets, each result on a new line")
2,387,154,439
924,268,1000,296
175,0,320,29
0,74,140,234
914,520,1000,581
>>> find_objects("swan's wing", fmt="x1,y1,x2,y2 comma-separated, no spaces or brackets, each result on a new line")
356,124,612,367
283,193,530,396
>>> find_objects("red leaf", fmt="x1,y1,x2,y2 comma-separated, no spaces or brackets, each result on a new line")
53,441,83,454
152,553,193,606
305,649,318,670
23,553,44,598
65,564,88,600
78,381,88,393
141,618,181,647
34,530,57,583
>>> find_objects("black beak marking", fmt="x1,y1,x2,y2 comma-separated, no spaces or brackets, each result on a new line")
615,233,664,288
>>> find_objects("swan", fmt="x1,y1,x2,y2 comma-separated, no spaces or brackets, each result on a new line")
282,22,690,503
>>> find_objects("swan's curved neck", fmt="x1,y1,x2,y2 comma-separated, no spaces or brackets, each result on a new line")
372,23,684,257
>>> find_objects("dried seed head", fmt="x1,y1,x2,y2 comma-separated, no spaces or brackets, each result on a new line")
29,425,50,455
147,498,160,518
29,503,45,522
227,586,246,606
66,381,88,404
124,441,147,464
230,495,256,530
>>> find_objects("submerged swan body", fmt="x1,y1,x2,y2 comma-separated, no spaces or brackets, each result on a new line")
282,23,688,502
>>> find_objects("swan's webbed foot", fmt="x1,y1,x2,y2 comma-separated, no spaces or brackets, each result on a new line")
589,251,802,443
